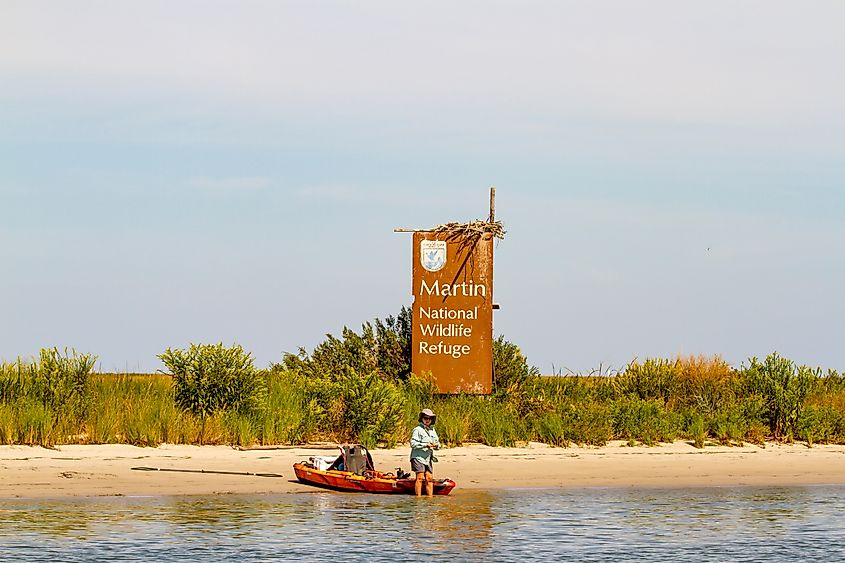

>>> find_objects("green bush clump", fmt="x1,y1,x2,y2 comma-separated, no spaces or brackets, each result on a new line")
297,369,406,448
560,402,612,446
276,309,413,447
615,358,679,405
158,343,265,442
492,334,540,393
32,348,96,414
708,404,750,446
278,307,412,382
797,405,844,446
741,352,817,439
673,355,737,414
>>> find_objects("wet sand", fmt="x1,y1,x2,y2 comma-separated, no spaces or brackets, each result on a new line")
1,441,843,499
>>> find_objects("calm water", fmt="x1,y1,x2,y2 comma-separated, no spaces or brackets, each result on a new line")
1,486,844,561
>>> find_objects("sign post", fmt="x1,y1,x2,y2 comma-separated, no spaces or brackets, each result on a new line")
411,231,494,393
397,189,502,394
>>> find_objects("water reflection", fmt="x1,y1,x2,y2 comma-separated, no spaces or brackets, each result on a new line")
407,491,495,554
0,499,129,540
164,496,266,534
281,490,496,558
0,486,843,561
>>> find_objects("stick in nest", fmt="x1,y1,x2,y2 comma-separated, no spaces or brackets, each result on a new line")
429,220,506,240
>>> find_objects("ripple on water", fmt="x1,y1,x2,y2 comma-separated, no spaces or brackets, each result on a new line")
1,486,844,561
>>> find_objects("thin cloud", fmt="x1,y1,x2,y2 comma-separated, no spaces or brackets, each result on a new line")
3,2,843,128
293,184,423,207
294,184,357,200
187,176,271,192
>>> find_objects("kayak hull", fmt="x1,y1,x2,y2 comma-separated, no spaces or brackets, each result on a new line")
293,463,456,495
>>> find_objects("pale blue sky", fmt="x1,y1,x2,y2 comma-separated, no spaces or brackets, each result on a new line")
2,1,843,373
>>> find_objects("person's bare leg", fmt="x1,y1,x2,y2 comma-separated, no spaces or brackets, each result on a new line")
415,473,424,496
425,472,434,497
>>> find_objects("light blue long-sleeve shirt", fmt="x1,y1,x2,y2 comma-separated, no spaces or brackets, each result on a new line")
410,423,440,464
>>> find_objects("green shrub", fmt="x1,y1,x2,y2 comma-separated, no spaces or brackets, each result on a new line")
615,358,679,405
561,402,612,446
282,328,377,381
492,335,540,393
674,355,737,414
708,404,750,446
302,370,406,448
797,405,843,446
32,348,96,415
741,353,817,439
344,373,405,448
374,309,412,381
279,307,412,382
158,343,266,441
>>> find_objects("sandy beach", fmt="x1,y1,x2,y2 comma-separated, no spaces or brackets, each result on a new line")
1,441,843,499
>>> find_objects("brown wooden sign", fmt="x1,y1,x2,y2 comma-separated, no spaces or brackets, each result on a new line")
411,231,493,394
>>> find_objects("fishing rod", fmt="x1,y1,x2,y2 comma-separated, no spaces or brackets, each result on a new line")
131,466,284,478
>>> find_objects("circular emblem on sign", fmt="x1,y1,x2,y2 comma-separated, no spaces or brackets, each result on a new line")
420,240,447,272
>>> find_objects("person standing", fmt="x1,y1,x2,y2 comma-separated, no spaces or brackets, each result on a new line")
410,408,440,497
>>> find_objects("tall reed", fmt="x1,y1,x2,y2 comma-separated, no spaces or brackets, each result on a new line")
1,349,844,448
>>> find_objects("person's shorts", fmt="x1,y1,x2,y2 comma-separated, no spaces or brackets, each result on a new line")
411,458,433,474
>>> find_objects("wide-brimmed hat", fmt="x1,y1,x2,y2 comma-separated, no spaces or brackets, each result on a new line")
418,408,437,424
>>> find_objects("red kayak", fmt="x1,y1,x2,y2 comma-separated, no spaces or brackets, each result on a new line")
293,444,456,495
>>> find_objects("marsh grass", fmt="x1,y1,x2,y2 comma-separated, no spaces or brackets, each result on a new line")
15,400,55,445
613,398,680,446
561,402,613,445
258,370,317,445
0,349,96,446
434,394,476,446
473,399,520,446
687,414,707,448
534,412,570,447
225,412,259,447
1,351,843,448
87,374,177,445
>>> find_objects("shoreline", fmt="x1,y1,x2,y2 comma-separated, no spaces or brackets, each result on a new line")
1,441,844,499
